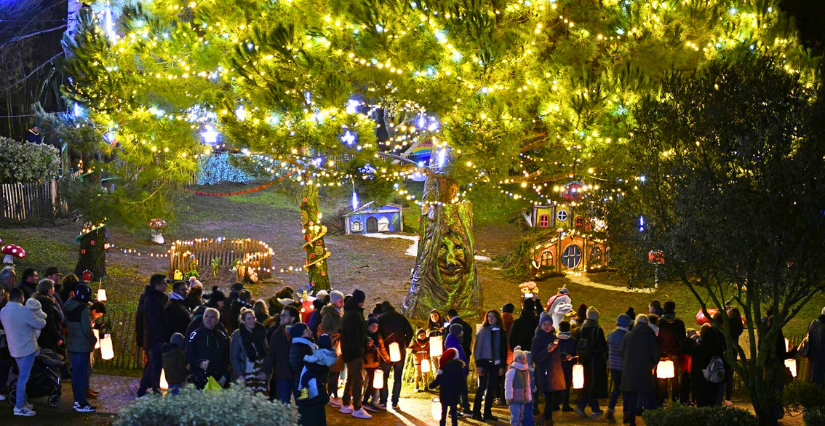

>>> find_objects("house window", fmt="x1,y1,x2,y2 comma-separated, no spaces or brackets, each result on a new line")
377,217,390,232
540,250,553,267
538,214,550,228
366,217,379,233
562,244,582,268
574,215,584,229
557,209,569,223
351,220,363,233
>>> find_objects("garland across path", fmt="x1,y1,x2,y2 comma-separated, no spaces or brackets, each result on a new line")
183,170,295,196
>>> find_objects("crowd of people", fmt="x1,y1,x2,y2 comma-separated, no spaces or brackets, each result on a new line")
5,266,825,426
0,265,106,416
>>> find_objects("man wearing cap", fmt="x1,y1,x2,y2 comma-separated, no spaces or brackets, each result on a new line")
65,284,97,413
0,288,46,416
340,289,370,419
136,274,169,397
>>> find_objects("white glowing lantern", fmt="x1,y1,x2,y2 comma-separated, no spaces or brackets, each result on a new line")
160,369,169,390
373,368,384,389
429,336,443,357
572,364,584,389
422,359,431,373
785,338,790,353
93,329,100,349
786,359,797,378
432,397,441,421
100,334,114,360
657,360,675,379
389,342,402,362
97,288,107,302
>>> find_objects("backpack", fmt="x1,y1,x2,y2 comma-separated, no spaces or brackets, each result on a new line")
702,356,725,383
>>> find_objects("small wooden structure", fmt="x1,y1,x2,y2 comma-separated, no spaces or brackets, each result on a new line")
169,237,273,279
0,173,77,222
344,202,403,235
532,230,609,276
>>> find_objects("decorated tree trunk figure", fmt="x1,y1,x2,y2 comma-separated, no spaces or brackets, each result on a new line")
300,183,330,291
75,221,107,279
403,176,479,319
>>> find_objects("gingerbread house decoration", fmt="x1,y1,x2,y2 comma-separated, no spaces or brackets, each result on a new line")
532,230,608,277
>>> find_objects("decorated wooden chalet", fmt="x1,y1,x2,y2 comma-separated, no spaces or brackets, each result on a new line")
531,230,609,278
344,202,404,235
530,181,593,231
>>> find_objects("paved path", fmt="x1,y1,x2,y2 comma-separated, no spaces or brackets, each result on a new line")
567,274,655,294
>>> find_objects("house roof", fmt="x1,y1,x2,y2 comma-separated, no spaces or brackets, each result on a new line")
343,201,403,217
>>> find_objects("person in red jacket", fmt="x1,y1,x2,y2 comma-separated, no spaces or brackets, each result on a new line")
408,329,430,392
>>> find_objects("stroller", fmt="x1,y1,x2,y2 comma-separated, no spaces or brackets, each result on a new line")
6,350,63,407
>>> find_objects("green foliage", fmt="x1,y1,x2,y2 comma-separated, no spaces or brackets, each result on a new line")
804,406,825,426
114,385,300,426
784,381,825,415
642,405,757,426
0,138,59,184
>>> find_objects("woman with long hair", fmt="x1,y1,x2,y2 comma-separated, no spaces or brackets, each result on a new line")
472,309,508,421
230,309,268,393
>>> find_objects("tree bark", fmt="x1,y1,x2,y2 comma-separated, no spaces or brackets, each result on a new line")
403,176,480,319
74,225,106,280
300,183,330,291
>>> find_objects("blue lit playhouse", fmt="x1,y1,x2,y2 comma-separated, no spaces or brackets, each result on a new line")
344,202,404,235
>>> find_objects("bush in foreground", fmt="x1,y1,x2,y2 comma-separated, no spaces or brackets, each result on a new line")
115,385,300,426
642,405,757,426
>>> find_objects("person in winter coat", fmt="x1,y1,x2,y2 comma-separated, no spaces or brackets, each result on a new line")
472,309,509,421
620,315,660,426
447,309,474,360
556,320,578,412
363,317,389,409
806,307,825,386
572,307,607,417
498,302,517,405
319,290,345,405
288,323,316,396
184,283,203,311
510,298,540,352
429,348,467,426
571,304,588,337
297,334,336,426
546,288,572,328
444,322,470,413
186,308,230,389
656,301,686,406
165,281,192,339
378,301,414,409
679,323,725,407
606,314,632,422
724,307,744,405
340,290,371,419
307,299,325,336
162,333,188,395
136,274,169,397
16,268,38,301
65,284,97,413
1,287,46,416
408,328,430,392
230,310,268,392
227,290,252,335
649,300,665,318
428,310,445,336
263,305,299,403
33,280,63,356
506,349,534,426
531,312,565,426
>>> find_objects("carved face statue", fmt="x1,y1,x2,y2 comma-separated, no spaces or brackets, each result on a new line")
437,228,470,286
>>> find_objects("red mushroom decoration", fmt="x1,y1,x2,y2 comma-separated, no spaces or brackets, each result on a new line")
148,218,168,245
2,244,26,264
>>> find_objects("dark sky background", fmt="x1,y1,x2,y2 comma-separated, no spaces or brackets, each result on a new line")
781,0,825,54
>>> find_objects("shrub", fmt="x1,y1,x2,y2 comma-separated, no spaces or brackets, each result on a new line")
0,138,59,184
642,405,757,426
114,385,300,426
804,406,825,426
785,381,825,415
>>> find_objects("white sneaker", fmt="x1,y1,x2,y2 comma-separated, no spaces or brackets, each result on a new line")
75,404,97,413
340,404,354,414
352,408,373,419
329,397,342,408
14,407,36,417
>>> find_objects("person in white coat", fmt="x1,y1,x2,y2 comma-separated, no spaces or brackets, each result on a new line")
0,288,46,416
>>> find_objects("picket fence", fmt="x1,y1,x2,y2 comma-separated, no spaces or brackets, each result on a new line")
0,172,79,222
94,309,144,371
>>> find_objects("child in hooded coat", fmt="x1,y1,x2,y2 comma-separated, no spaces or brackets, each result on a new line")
363,317,389,409
162,332,188,395
429,348,466,426
505,349,534,426
409,328,430,392
299,334,337,403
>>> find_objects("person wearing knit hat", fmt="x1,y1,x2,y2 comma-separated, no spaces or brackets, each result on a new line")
206,286,227,309
351,289,366,305
605,314,633,422
504,348,532,426
362,317,387,410
429,347,466,426
574,306,608,418
409,328,430,392
329,290,344,306
315,289,329,301
162,333,187,395
539,311,553,327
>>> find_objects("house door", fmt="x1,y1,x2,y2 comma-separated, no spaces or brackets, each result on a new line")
366,217,378,233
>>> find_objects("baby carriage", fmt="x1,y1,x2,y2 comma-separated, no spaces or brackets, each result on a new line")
6,350,63,407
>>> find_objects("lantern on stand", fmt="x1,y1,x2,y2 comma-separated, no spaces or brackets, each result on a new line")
100,334,114,360
93,329,100,349
422,359,431,374
97,286,107,302
429,336,443,357
373,368,385,389
785,359,797,378
389,342,402,362
656,359,675,379
160,369,169,390
572,364,584,389
432,397,441,421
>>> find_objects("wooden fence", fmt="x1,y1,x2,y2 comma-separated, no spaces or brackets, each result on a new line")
94,309,144,371
169,238,274,279
0,172,78,222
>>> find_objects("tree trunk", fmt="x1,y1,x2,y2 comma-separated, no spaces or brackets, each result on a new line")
300,183,330,291
75,224,106,280
403,176,480,319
